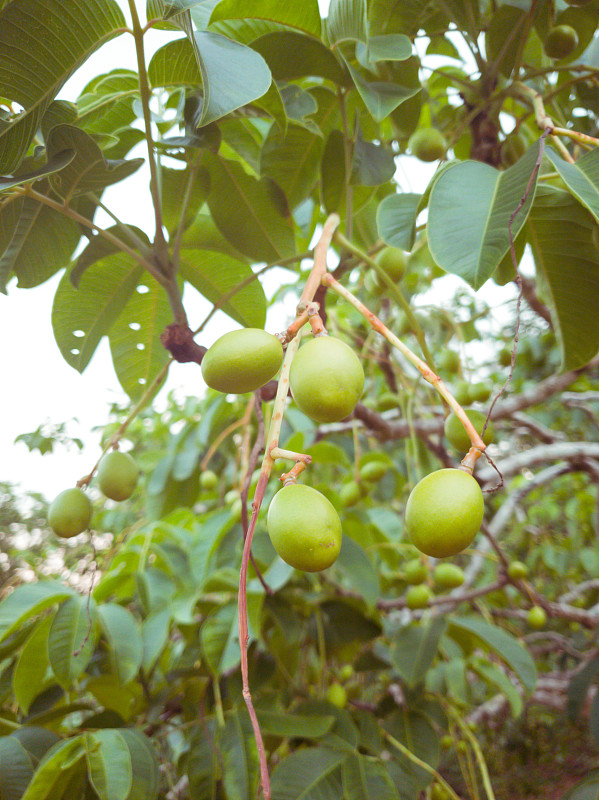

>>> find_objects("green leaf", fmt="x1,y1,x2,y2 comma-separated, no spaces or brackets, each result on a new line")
85,730,133,800
344,59,421,123
270,747,347,800
210,0,322,38
428,142,541,289
179,250,268,328
0,0,126,173
327,0,367,45
97,604,143,685
161,166,210,235
486,5,527,77
360,34,412,63
71,225,151,288
52,255,144,373
0,149,75,192
342,753,398,800
251,32,346,84
118,729,160,800
220,709,260,800
387,617,446,689
141,609,172,673
0,736,34,800
351,127,395,186
382,710,439,794
546,147,599,224
77,70,139,136
204,152,295,262
448,615,537,692
48,595,99,690
200,604,241,676
0,581,74,642
10,728,61,767
336,536,380,608
377,192,421,251
261,125,324,209
527,185,599,371
469,656,523,717
568,653,599,721
147,38,202,88
13,616,52,714
257,710,335,739
320,129,346,214
20,737,86,800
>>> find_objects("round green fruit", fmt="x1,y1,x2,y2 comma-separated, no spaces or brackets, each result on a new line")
527,606,547,629
508,560,528,580
201,328,283,394
267,483,342,572
405,584,433,610
340,481,362,507
97,450,138,501
326,682,347,709
543,25,578,59
338,664,354,681
437,348,460,375
404,558,428,585
289,336,365,423
454,380,473,406
499,347,512,368
405,469,484,558
469,382,492,403
48,487,93,538
408,127,448,162
377,392,400,411
199,470,218,491
444,410,494,453
376,247,408,282
433,563,465,590
359,460,388,482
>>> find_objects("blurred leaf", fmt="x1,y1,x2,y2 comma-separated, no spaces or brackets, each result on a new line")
327,0,367,45
0,581,74,642
261,125,324,209
85,729,133,800
220,709,260,800
0,735,34,800
470,656,523,717
388,618,446,689
561,771,599,800
48,595,99,690
97,604,143,684
13,616,52,714
546,146,599,224
20,737,86,800
342,753,398,800
336,536,381,608
257,710,335,739
118,729,160,800
568,653,599,721
351,127,395,186
270,747,348,799
486,6,527,77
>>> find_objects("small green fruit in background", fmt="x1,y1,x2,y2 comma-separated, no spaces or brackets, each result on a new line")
359,460,388,482
404,558,428,585
405,583,433,610
469,382,492,403
48,487,93,538
201,328,283,394
499,347,513,367
267,484,342,571
376,246,408,282
508,560,528,580
338,664,354,681
408,127,448,162
290,336,365,423
377,391,400,411
433,563,465,590
326,682,348,709
340,481,362,507
527,606,547,629
454,380,473,406
406,468,484,558
543,24,578,59
97,450,139,501
437,348,460,375
199,470,218,491
444,409,494,453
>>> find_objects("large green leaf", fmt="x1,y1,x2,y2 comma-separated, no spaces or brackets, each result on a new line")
270,747,347,800
260,125,324,209
220,709,260,800
344,59,421,123
204,152,296,262
257,711,335,739
13,616,53,714
527,185,599,371
179,250,267,328
77,70,139,136
85,730,133,800
469,656,523,717
251,32,346,84
342,753,398,800
20,737,86,800
97,604,143,685
210,0,322,37
546,146,599,222
0,581,74,642
0,149,75,192
118,729,160,800
0,0,126,172
327,0,367,45
377,192,422,251
387,617,446,689
48,595,99,690
428,141,541,289
0,737,34,800
335,536,380,608
200,604,242,675
147,38,202,87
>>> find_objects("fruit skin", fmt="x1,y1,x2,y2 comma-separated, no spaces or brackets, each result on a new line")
326,682,347,709
404,558,428,585
405,584,433,609
359,460,388,482
433,563,465,590
527,606,547,629
97,450,139,501
199,470,218,491
340,481,362,507
543,25,578,59
408,127,448,161
376,247,408,282
201,328,283,394
289,336,365,424
405,469,484,558
507,560,528,580
469,382,492,403
454,380,473,406
437,349,460,375
444,410,494,453
48,487,93,538
267,483,342,572
499,347,512,367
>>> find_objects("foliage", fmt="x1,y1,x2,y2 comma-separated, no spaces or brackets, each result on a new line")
2,0,599,798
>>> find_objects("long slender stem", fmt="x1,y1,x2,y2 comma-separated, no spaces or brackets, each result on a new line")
382,730,463,800
88,192,154,257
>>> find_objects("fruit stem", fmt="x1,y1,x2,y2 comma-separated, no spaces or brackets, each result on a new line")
298,213,340,306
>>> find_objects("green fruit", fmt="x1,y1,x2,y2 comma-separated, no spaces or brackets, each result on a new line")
359,460,388,482
290,336,365,423
340,481,362,507
408,127,448,162
499,347,512,367
201,328,283,394
444,410,494,453
378,391,400,411
431,783,452,800
454,380,473,406
405,469,484,558
404,558,428,585
405,584,433,610
469,382,492,403
508,560,528,580
267,484,342,571
199,470,218,491
437,349,460,375
433,563,465,590
527,606,547,629
48,487,93,538
97,450,138,501
326,682,347,709
338,664,354,681
543,25,578,59
376,247,408,282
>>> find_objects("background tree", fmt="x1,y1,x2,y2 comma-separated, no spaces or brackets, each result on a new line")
1,1,599,799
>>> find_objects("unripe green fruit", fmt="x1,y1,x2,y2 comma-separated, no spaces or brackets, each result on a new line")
340,481,362,507
499,347,512,367
199,470,218,491
377,392,400,411
405,583,433,610
326,682,347,709
469,382,492,403
48,487,92,538
454,380,473,406
433,563,465,590
408,127,448,162
376,247,408,282
290,336,365,423
508,560,528,580
406,469,484,558
359,460,388,482
267,484,342,572
404,558,428,585
543,25,578,60
431,784,452,800
444,410,494,453
437,349,460,375
527,606,547,629
97,450,138,501
201,328,283,394
338,664,354,681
